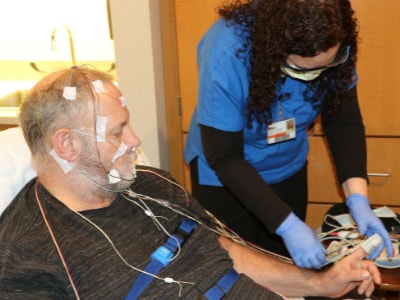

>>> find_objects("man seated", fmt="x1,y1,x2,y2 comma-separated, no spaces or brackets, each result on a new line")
0,67,380,299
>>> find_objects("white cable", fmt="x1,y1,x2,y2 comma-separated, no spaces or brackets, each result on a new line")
68,207,196,294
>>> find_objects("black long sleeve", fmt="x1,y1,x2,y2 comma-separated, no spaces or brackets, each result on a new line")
200,125,291,233
322,86,368,184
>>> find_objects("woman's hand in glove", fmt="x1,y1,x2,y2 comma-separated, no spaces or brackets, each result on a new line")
346,193,393,259
276,212,327,269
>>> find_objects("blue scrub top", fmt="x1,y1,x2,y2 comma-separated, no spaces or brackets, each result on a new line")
184,18,352,187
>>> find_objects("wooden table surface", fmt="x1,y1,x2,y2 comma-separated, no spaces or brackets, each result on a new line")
379,267,400,291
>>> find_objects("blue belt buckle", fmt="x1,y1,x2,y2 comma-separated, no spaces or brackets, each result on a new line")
151,246,173,267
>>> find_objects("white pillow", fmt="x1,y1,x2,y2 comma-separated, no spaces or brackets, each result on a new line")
0,127,36,214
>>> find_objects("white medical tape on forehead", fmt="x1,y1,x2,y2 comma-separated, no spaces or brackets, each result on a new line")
63,86,77,100
49,148,74,173
118,96,127,107
108,168,121,183
96,116,108,142
92,80,105,93
112,142,128,163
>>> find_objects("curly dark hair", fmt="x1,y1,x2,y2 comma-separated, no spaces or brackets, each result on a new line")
218,0,359,128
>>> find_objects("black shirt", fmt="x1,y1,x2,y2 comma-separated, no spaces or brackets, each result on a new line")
0,166,282,299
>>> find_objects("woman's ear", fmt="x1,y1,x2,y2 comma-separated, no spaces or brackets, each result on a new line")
51,128,79,162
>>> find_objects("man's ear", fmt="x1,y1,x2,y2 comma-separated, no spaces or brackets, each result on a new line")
51,128,79,162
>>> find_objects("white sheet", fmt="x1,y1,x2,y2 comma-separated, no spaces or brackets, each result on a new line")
0,127,36,213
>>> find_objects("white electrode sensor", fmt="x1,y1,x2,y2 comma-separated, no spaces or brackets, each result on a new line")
360,233,383,255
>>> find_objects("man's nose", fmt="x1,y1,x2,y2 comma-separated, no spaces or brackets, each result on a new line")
123,126,141,149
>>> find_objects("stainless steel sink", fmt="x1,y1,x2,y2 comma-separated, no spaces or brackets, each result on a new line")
0,90,24,107
0,106,19,125
0,90,23,125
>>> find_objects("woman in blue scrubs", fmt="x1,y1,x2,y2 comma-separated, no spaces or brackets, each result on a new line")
184,0,392,269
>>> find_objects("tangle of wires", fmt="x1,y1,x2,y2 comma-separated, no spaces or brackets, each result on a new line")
122,168,293,264
319,214,400,266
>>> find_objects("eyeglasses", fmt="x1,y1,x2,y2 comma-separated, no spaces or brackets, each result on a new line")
283,45,350,73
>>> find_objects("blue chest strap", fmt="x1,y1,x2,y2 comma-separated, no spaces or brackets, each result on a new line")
125,219,198,300
200,269,240,300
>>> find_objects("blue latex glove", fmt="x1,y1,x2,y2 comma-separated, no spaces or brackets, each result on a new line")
346,193,393,259
276,212,327,269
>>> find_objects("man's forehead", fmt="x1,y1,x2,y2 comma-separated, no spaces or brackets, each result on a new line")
78,80,128,131
95,80,127,108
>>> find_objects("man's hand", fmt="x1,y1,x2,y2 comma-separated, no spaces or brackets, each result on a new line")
322,247,381,298
218,235,381,299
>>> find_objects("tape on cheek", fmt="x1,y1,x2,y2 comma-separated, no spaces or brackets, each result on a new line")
96,116,108,142
49,149,74,173
112,142,128,162
108,168,121,183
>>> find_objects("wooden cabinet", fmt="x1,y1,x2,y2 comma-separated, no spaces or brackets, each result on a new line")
308,136,400,206
306,136,400,229
159,0,222,186
0,124,17,131
305,1,400,229
350,0,400,136
160,0,400,229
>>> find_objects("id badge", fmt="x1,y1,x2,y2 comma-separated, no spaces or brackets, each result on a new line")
267,118,296,144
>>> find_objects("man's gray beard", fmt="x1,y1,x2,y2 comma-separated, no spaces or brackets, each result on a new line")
109,166,136,192
73,146,137,194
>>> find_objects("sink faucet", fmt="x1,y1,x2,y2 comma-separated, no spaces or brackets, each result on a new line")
51,25,77,66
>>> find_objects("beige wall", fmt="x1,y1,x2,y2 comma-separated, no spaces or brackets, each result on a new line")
109,0,168,169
